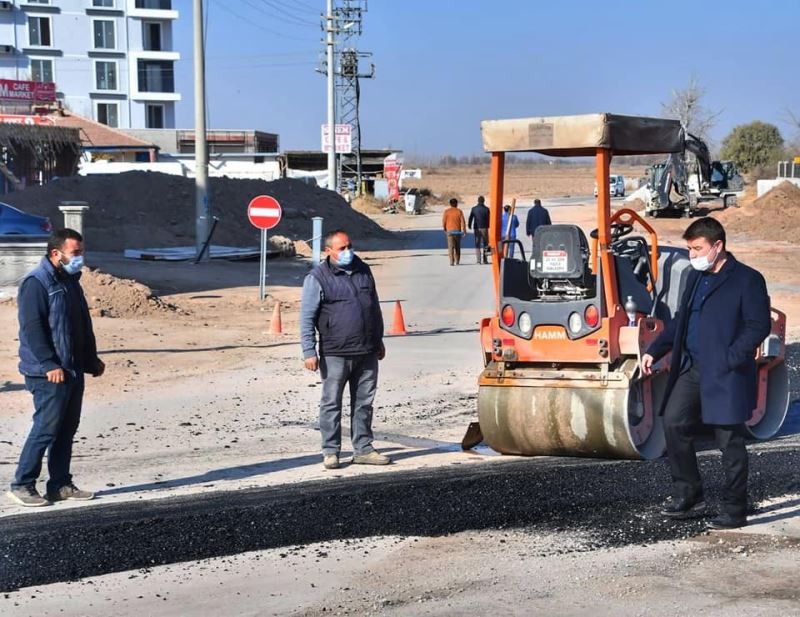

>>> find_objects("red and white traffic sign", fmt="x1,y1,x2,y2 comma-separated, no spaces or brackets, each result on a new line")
247,195,282,230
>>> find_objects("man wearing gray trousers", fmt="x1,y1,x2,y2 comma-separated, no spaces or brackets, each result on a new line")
300,229,390,470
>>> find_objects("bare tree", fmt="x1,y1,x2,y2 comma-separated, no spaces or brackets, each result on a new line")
662,74,722,143
782,108,800,151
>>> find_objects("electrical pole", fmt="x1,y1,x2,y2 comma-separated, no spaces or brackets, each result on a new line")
193,0,210,260
326,0,336,192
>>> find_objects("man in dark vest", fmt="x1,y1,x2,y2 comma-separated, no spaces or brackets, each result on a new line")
641,218,771,529
300,229,389,469
7,228,105,507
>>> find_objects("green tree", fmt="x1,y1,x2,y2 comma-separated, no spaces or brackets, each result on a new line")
719,121,784,172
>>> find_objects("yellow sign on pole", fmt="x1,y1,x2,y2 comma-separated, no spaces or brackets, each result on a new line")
794,156,800,164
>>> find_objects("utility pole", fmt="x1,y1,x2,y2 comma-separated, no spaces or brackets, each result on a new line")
193,0,210,260
325,0,336,192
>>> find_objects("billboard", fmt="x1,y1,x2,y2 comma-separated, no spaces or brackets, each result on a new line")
0,79,56,104
321,123,352,154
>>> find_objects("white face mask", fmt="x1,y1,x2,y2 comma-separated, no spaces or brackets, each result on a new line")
689,244,719,272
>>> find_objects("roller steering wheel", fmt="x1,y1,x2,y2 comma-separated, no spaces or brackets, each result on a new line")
590,223,634,242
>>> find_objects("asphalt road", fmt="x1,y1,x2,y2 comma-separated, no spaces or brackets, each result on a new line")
2,440,798,593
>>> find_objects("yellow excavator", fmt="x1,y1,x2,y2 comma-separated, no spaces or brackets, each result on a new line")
464,113,789,459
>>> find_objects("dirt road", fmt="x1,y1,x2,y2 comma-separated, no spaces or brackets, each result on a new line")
1,194,799,616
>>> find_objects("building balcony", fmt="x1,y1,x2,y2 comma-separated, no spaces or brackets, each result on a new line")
130,91,180,102
134,50,179,62
128,0,178,20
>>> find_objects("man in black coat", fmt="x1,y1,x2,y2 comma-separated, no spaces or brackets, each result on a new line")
641,217,771,529
525,199,551,248
468,196,490,264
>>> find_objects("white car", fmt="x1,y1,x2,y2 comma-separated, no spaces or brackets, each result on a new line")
594,174,626,198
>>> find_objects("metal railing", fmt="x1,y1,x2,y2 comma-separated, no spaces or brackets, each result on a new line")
777,160,800,178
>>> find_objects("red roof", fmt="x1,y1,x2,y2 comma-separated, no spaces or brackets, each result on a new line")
47,111,155,150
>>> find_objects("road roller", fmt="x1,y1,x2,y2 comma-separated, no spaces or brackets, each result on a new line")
465,113,789,459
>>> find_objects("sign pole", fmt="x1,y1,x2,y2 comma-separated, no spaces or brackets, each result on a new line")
247,194,282,301
259,228,267,302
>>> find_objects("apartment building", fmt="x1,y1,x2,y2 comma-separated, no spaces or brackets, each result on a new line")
0,0,180,129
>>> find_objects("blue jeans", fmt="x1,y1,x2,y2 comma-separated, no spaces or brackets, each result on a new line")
318,354,379,455
12,374,85,495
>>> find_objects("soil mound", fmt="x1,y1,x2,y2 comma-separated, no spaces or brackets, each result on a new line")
4,173,392,252
80,269,181,318
720,181,800,242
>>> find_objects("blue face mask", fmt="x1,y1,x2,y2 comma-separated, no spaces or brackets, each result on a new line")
336,248,354,267
61,254,84,275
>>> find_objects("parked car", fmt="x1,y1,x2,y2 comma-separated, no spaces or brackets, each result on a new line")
593,174,626,198
0,202,52,236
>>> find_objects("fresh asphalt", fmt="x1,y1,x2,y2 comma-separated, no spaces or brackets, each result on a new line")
2,206,797,594
1,437,798,592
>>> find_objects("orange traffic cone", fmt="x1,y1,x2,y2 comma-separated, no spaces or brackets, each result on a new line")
269,302,282,334
390,300,407,335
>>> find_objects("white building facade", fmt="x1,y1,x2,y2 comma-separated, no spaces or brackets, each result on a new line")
0,0,180,129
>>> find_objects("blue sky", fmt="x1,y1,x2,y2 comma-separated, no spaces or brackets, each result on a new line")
173,0,799,156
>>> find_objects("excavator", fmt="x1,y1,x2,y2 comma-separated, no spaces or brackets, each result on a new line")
645,132,744,218
463,113,788,459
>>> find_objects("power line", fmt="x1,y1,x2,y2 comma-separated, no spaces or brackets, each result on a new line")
258,0,320,22
211,0,312,41
255,0,320,26
283,0,322,13
242,0,318,28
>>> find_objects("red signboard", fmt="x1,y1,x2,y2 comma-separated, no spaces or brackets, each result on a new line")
383,154,402,201
0,79,56,103
0,114,55,126
247,195,282,230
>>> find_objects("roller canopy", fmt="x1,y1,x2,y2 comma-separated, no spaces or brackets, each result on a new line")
481,113,684,157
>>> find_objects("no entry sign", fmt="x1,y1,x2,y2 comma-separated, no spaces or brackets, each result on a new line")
248,195,282,230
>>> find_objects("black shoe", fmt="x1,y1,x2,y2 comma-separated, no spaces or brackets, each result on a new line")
660,496,706,519
707,513,747,530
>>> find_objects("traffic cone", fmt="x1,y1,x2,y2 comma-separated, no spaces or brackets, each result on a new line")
390,300,407,335
269,302,282,334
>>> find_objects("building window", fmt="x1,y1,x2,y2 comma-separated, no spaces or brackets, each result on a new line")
96,102,119,128
135,0,172,9
93,20,116,50
95,61,117,90
143,22,162,51
26,0,51,4
28,16,52,47
93,0,115,6
137,60,174,93
30,58,53,83
146,104,165,129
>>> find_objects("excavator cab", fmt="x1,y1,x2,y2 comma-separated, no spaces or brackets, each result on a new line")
467,113,789,460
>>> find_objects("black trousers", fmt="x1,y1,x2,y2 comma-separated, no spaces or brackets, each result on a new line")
663,364,749,517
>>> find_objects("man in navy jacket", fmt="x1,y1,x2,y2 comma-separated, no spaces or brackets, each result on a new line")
642,218,771,529
8,228,105,507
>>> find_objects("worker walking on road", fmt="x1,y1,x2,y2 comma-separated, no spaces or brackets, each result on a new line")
442,198,467,266
526,198,551,248
7,228,105,507
300,229,390,470
501,204,520,258
641,218,771,530
468,196,491,264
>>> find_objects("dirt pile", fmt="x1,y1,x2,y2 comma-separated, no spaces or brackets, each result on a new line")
4,173,392,252
80,268,181,318
720,181,800,242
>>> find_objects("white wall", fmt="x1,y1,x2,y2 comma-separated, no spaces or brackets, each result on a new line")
757,178,800,197
79,158,281,181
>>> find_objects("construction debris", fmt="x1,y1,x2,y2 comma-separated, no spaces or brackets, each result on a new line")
2,172,392,252
721,181,800,243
